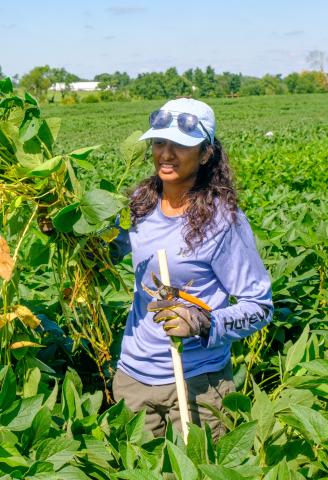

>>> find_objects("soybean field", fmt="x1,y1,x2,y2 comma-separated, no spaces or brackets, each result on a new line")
1,82,327,479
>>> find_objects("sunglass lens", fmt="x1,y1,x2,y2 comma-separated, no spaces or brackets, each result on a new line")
150,110,172,129
178,113,198,133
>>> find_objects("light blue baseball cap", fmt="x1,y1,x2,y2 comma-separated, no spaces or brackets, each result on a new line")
139,98,216,146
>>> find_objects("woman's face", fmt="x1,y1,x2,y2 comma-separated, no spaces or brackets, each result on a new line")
152,139,205,188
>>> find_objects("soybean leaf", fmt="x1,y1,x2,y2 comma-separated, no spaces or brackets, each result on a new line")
82,435,112,469
22,367,41,398
29,155,62,177
0,443,28,468
36,437,80,470
223,392,252,413
290,404,328,445
119,441,138,470
0,77,13,94
80,189,126,224
1,394,44,431
69,145,101,159
29,406,52,446
126,409,146,444
186,423,207,466
0,366,16,412
217,421,257,467
52,202,81,233
73,213,100,235
19,117,42,142
54,466,90,479
120,130,147,167
166,440,198,480
199,464,245,480
251,381,275,444
110,471,163,480
285,324,309,373
299,359,328,377
24,91,38,105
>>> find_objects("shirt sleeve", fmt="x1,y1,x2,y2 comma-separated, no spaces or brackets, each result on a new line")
204,211,273,347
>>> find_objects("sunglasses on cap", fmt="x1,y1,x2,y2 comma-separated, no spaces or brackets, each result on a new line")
149,110,212,144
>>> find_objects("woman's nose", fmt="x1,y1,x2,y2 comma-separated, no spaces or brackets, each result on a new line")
161,141,175,160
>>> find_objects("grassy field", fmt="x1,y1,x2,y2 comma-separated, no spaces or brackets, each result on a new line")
43,93,328,192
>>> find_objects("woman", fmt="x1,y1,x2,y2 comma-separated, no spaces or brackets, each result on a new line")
112,98,273,439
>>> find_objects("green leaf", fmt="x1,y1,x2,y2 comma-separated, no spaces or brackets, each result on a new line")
82,435,112,469
166,440,198,480
251,381,275,444
39,117,61,148
1,394,44,431
217,421,257,467
0,366,16,412
19,117,42,142
263,459,292,480
126,409,146,444
290,404,328,444
273,388,314,413
80,189,126,224
69,145,101,159
72,158,95,169
73,213,100,235
110,470,163,480
36,437,80,470
199,464,245,480
119,441,138,469
120,130,147,166
29,155,62,177
24,91,38,105
61,376,83,421
223,392,252,413
186,423,207,466
22,367,41,398
0,77,13,94
54,466,90,479
285,324,309,373
100,178,116,192
299,359,328,377
0,443,28,468
119,207,131,230
52,202,81,233
30,406,52,446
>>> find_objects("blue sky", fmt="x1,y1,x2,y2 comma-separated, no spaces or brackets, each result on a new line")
1,0,327,79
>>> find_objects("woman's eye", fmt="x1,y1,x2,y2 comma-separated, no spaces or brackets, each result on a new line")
152,139,166,146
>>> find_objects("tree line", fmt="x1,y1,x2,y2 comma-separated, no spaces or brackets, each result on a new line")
1,62,327,101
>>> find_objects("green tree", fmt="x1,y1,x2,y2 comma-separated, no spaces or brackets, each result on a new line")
95,71,131,91
0,66,4,80
240,78,264,96
260,74,287,95
20,65,53,98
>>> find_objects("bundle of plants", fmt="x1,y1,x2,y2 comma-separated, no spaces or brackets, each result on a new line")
0,77,146,400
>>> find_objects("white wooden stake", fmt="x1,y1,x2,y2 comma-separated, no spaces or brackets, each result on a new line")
157,249,190,443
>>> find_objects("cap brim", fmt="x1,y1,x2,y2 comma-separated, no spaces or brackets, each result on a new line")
138,127,204,147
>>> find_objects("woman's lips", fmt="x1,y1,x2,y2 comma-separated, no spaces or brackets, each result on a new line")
159,163,177,174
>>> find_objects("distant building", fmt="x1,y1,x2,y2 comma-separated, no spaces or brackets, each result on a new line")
49,81,111,92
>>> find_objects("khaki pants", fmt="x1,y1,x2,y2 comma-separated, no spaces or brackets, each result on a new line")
112,361,235,439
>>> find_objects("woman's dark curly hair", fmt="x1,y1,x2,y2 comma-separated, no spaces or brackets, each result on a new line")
130,138,238,253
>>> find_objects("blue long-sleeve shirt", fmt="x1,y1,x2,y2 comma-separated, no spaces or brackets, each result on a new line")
115,201,273,385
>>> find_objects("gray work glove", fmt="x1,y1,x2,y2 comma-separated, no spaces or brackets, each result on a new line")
148,299,212,338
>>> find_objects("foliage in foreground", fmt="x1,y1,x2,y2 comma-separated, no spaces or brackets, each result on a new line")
0,334,327,480
0,78,146,397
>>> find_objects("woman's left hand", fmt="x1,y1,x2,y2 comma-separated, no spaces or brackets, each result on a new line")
148,300,211,338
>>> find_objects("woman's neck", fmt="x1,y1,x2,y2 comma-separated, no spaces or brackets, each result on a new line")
161,183,191,215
